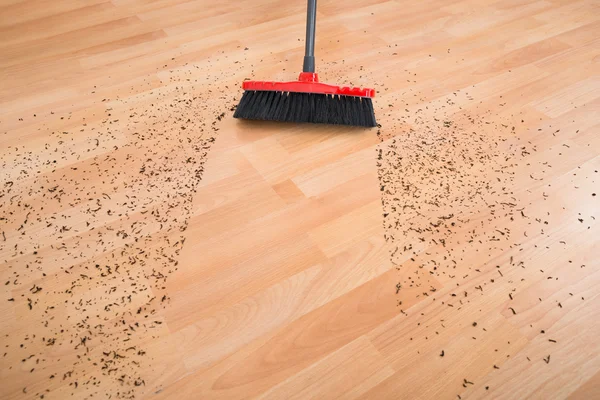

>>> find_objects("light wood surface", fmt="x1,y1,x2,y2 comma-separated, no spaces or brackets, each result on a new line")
1,0,599,399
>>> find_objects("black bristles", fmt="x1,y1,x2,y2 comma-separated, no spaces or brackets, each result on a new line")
233,91,377,127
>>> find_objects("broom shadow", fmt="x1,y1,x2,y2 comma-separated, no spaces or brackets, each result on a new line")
233,119,373,141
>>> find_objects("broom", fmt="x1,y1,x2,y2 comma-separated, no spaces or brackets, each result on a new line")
233,0,377,127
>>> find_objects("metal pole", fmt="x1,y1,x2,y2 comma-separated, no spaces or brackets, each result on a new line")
303,0,317,72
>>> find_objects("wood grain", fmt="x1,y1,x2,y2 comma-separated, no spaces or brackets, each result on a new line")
1,0,598,399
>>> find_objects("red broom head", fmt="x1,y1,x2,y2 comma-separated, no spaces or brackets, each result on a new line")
242,73,375,98
235,72,377,127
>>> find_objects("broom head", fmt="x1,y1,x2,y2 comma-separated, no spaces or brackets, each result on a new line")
233,72,377,127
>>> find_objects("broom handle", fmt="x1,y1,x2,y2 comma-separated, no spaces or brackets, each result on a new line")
303,0,317,72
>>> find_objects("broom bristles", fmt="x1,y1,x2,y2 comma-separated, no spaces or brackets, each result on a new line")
233,90,377,127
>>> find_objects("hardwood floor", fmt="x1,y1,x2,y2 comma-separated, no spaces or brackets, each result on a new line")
1,0,599,399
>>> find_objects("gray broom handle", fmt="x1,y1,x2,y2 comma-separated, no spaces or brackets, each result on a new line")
303,0,317,72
